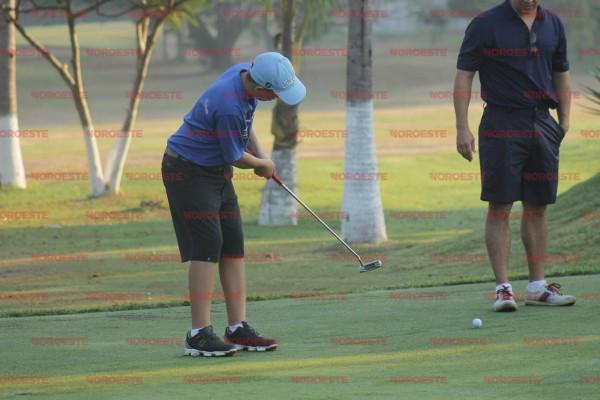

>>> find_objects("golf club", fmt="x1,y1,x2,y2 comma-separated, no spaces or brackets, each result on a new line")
270,174,382,273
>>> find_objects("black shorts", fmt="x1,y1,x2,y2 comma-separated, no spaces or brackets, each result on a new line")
478,105,566,205
161,150,243,263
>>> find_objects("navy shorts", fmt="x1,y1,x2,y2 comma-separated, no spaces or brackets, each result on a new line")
478,104,566,205
161,150,244,263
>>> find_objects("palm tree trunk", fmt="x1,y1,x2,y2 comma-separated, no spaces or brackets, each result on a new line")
341,0,387,243
0,0,26,189
259,0,299,226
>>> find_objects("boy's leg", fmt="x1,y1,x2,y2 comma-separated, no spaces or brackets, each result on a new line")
219,257,246,325
189,261,219,329
219,174,278,351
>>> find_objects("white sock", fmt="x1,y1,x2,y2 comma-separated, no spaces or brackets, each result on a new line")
527,280,547,292
228,322,244,333
190,326,207,336
496,283,512,293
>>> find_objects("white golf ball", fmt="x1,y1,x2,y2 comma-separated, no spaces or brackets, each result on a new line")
472,318,482,328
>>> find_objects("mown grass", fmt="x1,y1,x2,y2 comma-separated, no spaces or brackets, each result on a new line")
1,105,599,316
1,276,599,400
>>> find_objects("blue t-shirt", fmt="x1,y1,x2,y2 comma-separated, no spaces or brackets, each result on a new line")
457,0,569,109
167,63,258,166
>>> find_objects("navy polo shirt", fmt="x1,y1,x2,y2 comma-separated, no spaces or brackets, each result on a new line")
167,63,257,166
457,0,569,109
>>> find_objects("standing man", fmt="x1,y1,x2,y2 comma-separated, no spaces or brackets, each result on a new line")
162,52,306,356
454,0,576,311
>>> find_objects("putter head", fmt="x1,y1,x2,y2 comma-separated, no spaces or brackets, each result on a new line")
359,259,382,273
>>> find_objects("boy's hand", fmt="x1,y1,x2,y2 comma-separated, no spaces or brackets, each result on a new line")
254,159,275,178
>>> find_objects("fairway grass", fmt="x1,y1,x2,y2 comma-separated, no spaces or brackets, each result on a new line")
5,18,600,399
1,275,599,400
2,105,600,316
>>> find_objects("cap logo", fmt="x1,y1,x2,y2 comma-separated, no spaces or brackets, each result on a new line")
280,76,295,89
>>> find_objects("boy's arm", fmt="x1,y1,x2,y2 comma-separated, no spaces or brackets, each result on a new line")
233,152,275,178
248,129,267,159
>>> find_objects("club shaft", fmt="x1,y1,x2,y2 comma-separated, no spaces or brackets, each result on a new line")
276,180,363,266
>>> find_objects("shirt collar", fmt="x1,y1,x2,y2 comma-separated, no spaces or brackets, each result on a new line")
236,68,257,107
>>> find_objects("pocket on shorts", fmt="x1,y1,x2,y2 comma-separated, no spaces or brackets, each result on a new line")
547,116,566,145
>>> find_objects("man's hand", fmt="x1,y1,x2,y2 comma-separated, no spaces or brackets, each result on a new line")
457,127,476,162
553,71,572,137
254,159,275,178
453,70,477,162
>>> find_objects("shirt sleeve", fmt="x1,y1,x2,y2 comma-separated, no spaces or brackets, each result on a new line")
457,17,487,71
216,114,246,164
552,18,570,72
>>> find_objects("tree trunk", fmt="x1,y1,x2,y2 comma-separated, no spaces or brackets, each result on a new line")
188,2,251,71
5,3,177,197
258,0,299,226
0,0,26,189
259,148,298,225
162,27,169,61
341,0,387,244
176,25,185,62
66,12,106,197
104,19,164,194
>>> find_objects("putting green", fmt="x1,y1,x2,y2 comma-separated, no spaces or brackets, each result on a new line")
1,275,599,399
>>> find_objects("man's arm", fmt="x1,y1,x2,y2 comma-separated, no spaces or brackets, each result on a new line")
553,71,572,133
454,69,477,162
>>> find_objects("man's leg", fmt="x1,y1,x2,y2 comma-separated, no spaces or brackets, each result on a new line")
219,257,246,325
521,114,575,306
522,203,576,306
486,202,518,311
189,261,218,329
521,202,547,281
486,202,513,284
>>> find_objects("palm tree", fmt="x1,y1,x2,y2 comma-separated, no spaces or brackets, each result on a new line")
341,0,387,243
0,0,26,189
259,0,301,225
259,0,324,225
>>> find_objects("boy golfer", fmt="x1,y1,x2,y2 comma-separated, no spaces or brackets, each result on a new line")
162,52,306,356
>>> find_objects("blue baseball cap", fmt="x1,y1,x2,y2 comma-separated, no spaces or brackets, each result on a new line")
249,52,306,106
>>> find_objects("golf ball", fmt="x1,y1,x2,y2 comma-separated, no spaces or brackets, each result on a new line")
472,318,482,328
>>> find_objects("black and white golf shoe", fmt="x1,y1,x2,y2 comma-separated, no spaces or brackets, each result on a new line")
224,321,279,352
184,326,237,357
